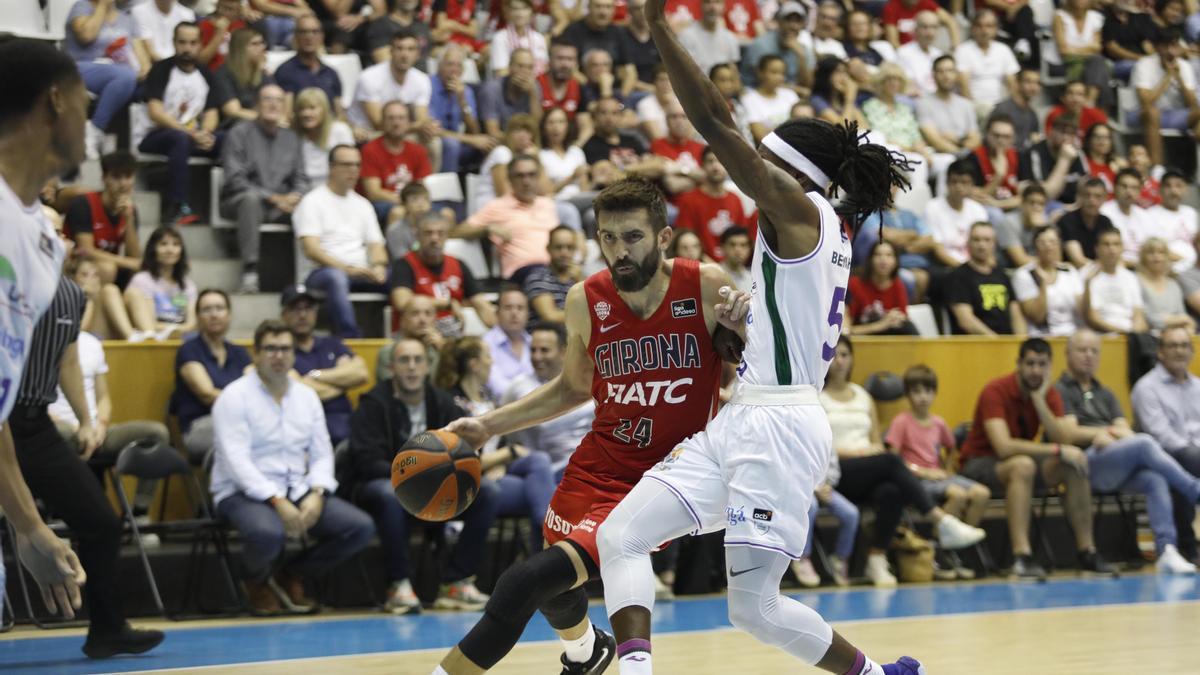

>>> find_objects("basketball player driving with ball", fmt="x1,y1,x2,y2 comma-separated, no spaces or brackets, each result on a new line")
430,176,750,675
591,1,984,674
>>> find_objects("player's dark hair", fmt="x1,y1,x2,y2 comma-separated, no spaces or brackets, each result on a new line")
771,118,912,236
594,177,670,234
530,320,568,347
101,150,137,177
0,39,82,132
903,364,938,394
1018,337,1051,361
254,319,294,351
141,226,191,287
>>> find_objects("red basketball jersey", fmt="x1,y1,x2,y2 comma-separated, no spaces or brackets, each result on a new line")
570,257,722,490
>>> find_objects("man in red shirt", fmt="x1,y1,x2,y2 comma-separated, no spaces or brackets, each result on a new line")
389,214,497,336
538,40,591,146
1044,80,1109,138
959,338,1115,579
673,147,749,261
881,0,960,48
649,100,706,196
62,150,142,284
360,101,433,226
723,0,764,44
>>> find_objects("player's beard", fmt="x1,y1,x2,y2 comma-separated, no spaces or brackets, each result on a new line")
609,247,660,293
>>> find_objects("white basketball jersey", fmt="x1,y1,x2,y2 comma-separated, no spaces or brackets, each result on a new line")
737,192,851,387
0,175,65,422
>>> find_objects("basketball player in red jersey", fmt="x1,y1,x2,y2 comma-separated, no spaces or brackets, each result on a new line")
431,177,747,675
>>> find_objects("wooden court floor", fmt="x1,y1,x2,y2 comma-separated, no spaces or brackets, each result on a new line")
141,601,1199,674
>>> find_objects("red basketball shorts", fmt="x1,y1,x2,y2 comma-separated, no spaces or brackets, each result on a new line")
542,471,630,566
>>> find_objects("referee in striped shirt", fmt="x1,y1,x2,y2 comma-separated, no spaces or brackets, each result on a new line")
10,276,163,658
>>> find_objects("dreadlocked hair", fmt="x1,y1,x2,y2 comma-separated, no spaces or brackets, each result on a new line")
772,118,913,238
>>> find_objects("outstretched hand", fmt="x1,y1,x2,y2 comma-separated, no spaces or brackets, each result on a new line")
444,417,492,453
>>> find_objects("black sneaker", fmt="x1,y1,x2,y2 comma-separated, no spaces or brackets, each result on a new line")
560,625,616,674
1078,549,1119,578
1011,554,1047,582
82,624,165,659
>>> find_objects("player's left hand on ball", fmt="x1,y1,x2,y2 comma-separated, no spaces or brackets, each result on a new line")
444,418,490,452
715,286,751,329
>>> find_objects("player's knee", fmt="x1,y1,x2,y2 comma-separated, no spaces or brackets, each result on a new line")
726,589,769,638
487,547,579,623
597,512,651,565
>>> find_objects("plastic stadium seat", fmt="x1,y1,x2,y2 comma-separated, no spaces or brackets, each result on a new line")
422,172,464,203
907,304,940,337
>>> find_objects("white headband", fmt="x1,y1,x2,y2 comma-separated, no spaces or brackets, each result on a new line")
762,132,831,190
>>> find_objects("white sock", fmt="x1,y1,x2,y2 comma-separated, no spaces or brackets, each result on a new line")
431,667,449,675
847,651,883,674
561,619,596,663
618,651,653,674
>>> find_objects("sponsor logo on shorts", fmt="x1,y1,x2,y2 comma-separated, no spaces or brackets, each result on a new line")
544,506,574,535
726,505,745,527
652,446,685,472
671,298,698,318
752,509,773,522
575,517,598,533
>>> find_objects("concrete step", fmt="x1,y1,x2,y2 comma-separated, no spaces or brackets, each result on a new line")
228,292,283,338
190,259,243,291
134,190,161,230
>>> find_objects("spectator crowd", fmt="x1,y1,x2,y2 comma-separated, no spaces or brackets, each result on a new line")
21,0,1200,622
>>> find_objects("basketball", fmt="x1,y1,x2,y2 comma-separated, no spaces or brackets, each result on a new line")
391,429,481,521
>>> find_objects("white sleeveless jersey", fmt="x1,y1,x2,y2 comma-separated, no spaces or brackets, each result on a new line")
0,175,65,422
737,191,851,387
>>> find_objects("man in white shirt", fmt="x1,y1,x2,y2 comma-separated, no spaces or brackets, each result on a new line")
1085,227,1148,334
1133,28,1200,166
1100,168,1156,266
678,0,742,79
924,160,989,267
132,0,195,62
953,9,1020,117
294,144,389,338
811,1,848,60
897,11,944,97
349,27,433,133
1149,170,1199,273
211,320,374,616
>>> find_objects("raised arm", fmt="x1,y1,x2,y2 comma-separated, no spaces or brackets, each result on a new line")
643,0,820,238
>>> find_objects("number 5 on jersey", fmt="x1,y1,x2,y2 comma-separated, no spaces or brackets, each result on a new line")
821,286,847,361
614,417,654,448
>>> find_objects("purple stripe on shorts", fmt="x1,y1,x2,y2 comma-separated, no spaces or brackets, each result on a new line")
617,638,652,657
725,539,802,559
646,475,703,531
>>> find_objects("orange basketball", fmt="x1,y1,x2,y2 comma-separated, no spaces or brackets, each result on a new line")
391,430,481,521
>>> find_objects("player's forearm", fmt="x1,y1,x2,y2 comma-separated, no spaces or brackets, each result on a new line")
480,375,590,438
647,16,734,138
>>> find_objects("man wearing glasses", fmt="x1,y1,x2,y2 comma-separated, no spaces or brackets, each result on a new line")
210,319,375,616
293,143,390,337
451,153,583,285
220,84,310,294
274,15,345,116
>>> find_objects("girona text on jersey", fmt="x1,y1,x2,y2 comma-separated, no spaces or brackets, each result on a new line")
593,331,703,405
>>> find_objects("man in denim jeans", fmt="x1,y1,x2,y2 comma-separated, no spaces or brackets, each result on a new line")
1132,324,1200,563
1057,329,1200,573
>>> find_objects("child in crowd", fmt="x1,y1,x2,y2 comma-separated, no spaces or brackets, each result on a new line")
386,182,457,259
886,364,990,578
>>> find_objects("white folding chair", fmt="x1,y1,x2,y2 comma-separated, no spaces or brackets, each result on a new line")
907,304,940,337
422,172,465,204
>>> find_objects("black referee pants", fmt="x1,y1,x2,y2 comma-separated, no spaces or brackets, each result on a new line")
10,403,125,636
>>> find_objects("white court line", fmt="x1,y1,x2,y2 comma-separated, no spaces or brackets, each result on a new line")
132,598,1200,674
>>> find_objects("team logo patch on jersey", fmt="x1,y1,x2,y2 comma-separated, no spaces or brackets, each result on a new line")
594,301,611,321
670,298,697,318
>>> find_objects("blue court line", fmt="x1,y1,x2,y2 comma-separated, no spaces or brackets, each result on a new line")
1,575,1197,674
